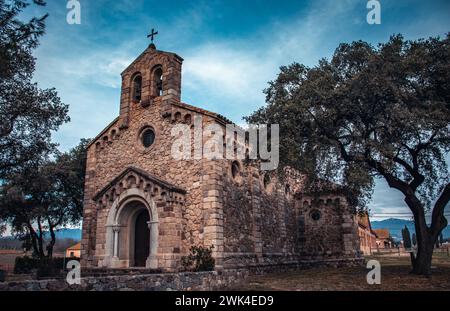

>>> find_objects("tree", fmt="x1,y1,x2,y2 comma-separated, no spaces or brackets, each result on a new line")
0,140,88,258
439,233,444,246
402,226,412,249
412,233,417,247
51,139,90,222
0,0,69,178
246,35,450,275
1,162,68,258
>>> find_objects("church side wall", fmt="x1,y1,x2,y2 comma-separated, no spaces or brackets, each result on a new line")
218,160,361,268
296,196,361,259
219,160,301,268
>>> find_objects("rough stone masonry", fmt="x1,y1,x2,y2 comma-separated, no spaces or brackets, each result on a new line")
80,42,362,272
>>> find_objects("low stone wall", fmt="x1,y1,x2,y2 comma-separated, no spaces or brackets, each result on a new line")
247,258,365,275
0,269,249,291
223,255,364,271
0,258,363,291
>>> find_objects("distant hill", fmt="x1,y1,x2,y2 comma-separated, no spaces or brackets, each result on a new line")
1,228,81,241
50,228,81,240
371,218,450,241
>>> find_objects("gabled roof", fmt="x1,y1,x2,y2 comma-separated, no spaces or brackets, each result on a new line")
373,229,391,239
93,166,186,201
87,116,119,148
67,242,81,251
175,102,234,126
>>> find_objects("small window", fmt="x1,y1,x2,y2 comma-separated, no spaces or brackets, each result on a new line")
263,174,271,189
174,111,182,121
231,161,240,179
285,184,290,194
310,210,321,221
132,75,142,101
184,114,192,124
142,128,155,148
70,252,75,257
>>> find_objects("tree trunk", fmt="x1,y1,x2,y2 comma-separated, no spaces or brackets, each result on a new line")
411,236,434,276
410,208,435,276
36,235,45,258
35,217,46,259
46,222,56,258
29,229,41,257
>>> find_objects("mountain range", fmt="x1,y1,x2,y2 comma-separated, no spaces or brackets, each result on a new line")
2,219,449,243
371,218,450,241
1,228,81,241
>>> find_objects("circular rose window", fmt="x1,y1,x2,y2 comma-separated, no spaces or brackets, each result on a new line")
142,128,155,148
310,210,321,221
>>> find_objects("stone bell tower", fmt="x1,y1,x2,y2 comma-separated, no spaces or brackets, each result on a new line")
118,33,183,129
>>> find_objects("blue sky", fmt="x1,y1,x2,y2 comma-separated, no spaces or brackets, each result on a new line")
26,0,450,221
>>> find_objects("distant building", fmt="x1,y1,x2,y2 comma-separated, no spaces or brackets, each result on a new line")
66,242,81,258
357,212,377,255
373,229,393,249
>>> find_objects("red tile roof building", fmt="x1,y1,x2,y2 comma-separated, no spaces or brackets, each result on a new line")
357,212,377,255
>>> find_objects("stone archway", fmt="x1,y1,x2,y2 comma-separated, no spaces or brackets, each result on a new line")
104,188,159,269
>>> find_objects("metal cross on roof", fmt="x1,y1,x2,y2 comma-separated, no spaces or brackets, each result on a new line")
147,28,158,43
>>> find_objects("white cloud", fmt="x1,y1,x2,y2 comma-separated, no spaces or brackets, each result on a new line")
36,49,134,89
179,0,363,120
183,44,270,102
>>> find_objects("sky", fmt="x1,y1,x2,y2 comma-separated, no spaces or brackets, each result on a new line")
23,0,450,222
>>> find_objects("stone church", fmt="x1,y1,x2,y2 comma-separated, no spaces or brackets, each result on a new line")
80,41,361,271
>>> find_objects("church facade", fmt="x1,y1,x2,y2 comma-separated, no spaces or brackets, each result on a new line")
80,43,361,271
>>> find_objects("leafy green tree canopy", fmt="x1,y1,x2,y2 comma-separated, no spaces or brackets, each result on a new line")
0,0,69,178
0,139,89,258
246,34,450,275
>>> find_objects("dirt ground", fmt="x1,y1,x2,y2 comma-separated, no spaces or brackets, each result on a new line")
227,253,450,291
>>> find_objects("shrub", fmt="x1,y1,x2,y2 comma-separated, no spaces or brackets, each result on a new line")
181,245,215,272
0,269,6,282
36,258,60,279
14,256,39,274
14,256,77,276
52,257,79,271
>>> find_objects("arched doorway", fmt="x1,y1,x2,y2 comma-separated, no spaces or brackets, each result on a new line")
114,200,150,268
104,190,159,269
134,209,150,267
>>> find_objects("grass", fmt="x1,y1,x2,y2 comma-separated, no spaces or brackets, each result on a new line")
227,253,450,291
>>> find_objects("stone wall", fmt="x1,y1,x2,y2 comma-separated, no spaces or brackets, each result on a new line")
81,47,210,269
0,258,364,291
220,164,302,268
81,94,226,270
0,269,249,291
297,196,360,259
219,160,361,268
